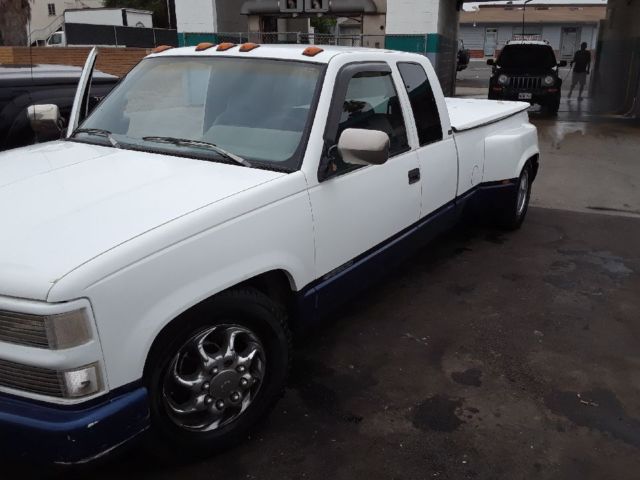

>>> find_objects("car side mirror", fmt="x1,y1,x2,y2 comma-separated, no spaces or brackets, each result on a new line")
338,128,390,166
486,59,494,66
27,104,63,137
558,60,567,67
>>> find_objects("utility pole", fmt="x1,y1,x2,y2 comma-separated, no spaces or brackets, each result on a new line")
522,0,534,38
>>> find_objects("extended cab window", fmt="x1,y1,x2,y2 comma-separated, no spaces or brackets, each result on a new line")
397,63,442,146
337,71,409,157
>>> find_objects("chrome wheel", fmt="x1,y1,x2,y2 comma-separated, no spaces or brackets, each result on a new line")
162,324,265,432
516,169,529,217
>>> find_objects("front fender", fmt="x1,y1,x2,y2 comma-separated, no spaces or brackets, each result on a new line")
49,175,315,391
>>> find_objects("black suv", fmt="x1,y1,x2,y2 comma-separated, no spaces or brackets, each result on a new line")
0,63,118,151
487,40,566,114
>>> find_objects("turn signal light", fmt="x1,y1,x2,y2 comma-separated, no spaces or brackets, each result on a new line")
239,42,260,52
302,46,324,57
217,42,236,51
152,45,173,54
195,42,215,51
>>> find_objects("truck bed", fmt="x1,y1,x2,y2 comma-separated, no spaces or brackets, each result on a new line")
446,98,530,132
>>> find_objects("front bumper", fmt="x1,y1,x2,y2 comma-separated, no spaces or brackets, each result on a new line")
0,384,149,464
489,87,560,106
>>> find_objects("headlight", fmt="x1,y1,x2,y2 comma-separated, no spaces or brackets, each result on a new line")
543,75,555,86
497,74,509,85
0,309,92,349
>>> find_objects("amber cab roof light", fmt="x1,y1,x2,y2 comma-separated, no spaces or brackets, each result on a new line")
239,42,260,52
302,46,324,57
217,42,236,51
152,45,174,54
195,42,215,51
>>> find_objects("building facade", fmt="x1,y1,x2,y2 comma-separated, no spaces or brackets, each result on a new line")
460,0,607,59
27,0,105,44
174,0,461,94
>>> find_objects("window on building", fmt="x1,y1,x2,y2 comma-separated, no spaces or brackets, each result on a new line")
397,63,442,146
47,3,56,16
336,71,409,159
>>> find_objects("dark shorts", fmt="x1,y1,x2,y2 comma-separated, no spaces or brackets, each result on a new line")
571,71,587,87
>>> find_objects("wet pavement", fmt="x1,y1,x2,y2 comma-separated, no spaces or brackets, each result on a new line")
15,72,640,479
75,206,640,480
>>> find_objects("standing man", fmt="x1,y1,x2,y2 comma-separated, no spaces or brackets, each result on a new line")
568,42,591,100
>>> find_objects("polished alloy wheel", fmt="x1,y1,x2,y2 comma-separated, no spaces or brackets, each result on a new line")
516,169,529,217
162,324,265,432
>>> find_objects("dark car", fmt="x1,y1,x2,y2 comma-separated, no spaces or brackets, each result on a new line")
457,39,470,72
0,63,118,151
487,40,567,114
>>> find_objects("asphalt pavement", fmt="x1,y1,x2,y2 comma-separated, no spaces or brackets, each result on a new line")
17,63,640,480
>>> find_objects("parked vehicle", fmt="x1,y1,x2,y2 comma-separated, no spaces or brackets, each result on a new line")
46,8,154,47
457,39,470,71
0,44,539,464
0,63,118,151
487,40,567,114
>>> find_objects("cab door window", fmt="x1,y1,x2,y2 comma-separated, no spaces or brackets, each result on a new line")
397,63,443,146
337,71,409,157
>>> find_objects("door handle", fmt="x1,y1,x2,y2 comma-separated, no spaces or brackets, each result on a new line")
408,168,420,185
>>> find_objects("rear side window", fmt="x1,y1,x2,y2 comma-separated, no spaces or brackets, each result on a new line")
397,63,443,146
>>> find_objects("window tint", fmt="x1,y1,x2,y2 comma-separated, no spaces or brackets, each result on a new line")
337,71,409,157
397,63,443,146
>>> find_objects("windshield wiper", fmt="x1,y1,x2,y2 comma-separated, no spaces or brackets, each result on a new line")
72,128,121,149
142,136,251,168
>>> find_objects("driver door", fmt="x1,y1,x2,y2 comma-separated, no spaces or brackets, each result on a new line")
307,62,421,308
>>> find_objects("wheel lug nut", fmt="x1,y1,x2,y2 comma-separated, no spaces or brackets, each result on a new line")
204,396,213,405
231,392,240,402
211,367,219,375
202,382,210,391
240,378,249,387
216,400,225,410
237,365,246,373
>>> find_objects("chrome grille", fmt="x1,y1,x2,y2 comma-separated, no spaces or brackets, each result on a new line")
0,358,64,397
509,76,542,90
0,311,49,348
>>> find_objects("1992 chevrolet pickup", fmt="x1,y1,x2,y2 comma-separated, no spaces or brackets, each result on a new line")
0,44,539,464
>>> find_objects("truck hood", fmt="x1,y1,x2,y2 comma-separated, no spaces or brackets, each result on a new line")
0,141,285,300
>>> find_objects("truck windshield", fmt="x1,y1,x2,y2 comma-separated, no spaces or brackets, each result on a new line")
497,45,558,69
78,56,323,170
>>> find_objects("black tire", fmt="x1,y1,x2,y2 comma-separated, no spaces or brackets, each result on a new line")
144,288,291,461
546,98,560,115
495,162,532,230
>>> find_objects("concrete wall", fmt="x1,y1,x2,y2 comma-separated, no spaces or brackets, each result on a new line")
591,0,640,115
386,0,439,35
175,0,216,34
215,0,248,32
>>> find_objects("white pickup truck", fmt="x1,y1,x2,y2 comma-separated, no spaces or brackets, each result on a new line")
0,44,538,464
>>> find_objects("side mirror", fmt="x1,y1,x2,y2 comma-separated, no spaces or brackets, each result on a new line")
558,60,568,67
27,104,63,137
338,128,390,166
486,59,494,66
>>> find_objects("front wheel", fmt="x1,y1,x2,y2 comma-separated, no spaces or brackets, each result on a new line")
495,163,532,230
144,288,291,460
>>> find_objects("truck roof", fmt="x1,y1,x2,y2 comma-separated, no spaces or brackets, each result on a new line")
148,44,410,64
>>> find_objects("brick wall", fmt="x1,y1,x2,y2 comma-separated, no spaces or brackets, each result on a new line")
0,47,151,77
